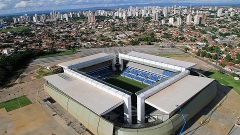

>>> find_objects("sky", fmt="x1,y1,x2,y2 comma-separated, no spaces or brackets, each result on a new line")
0,0,239,15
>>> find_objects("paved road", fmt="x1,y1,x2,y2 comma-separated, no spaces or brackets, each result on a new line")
29,46,182,67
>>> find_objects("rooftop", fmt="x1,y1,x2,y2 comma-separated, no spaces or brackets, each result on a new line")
58,53,110,69
127,51,196,69
145,75,214,114
44,73,123,115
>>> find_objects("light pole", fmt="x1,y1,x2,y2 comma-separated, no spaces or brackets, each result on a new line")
176,105,186,135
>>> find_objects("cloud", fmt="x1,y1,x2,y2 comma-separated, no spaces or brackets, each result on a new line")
15,1,27,8
0,3,6,9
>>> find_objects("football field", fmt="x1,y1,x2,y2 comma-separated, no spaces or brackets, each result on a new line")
104,75,149,108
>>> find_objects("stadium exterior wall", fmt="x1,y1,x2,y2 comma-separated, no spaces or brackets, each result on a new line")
116,81,217,135
44,82,114,135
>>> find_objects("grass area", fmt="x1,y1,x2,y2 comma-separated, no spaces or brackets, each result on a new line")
104,75,148,107
104,75,148,93
0,26,29,33
37,50,75,59
35,67,53,79
204,69,240,94
0,96,32,112
157,53,188,58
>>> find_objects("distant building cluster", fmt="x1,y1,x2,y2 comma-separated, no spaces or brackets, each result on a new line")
10,5,239,27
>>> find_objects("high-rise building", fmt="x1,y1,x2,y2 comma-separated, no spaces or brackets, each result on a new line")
161,19,165,25
198,13,206,24
169,17,174,25
63,13,69,22
33,16,37,23
194,15,200,25
225,11,228,17
230,11,235,17
153,12,158,21
40,14,46,22
123,10,127,20
177,17,182,26
217,8,222,17
194,14,206,25
88,11,95,23
0,19,3,24
163,7,168,17
13,17,17,23
186,14,192,25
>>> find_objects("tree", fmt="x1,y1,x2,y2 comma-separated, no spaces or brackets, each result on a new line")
205,53,210,58
200,51,207,57
220,62,226,67
224,55,232,62
212,54,218,60
196,50,201,56
236,53,240,60
184,47,189,52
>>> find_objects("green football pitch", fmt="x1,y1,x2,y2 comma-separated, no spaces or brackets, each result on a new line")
104,75,149,108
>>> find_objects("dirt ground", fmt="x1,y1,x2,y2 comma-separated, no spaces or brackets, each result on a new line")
0,103,72,135
171,56,216,71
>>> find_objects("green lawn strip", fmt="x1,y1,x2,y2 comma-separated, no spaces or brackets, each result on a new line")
0,96,32,112
18,96,32,107
204,70,240,94
37,50,75,59
157,53,188,58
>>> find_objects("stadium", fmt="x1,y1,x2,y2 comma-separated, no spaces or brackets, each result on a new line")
44,51,217,135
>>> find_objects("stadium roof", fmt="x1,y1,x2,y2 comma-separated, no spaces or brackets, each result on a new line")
145,75,214,114
127,51,196,69
58,53,110,69
44,73,124,115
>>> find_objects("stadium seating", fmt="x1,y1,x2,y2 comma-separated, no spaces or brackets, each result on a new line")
121,66,175,85
139,71,150,78
87,66,114,80
134,76,145,82
130,68,140,75
148,74,159,81
162,70,173,77
143,79,155,85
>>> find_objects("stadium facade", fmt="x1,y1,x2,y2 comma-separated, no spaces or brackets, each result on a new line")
44,51,217,135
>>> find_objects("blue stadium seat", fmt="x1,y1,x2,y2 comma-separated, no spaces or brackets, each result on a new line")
139,71,149,78
134,76,145,82
143,79,155,85
149,74,159,81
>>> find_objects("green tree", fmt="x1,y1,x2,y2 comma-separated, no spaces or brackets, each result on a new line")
236,53,240,60
184,47,189,52
205,53,210,58
224,55,232,62
200,51,207,57
212,54,218,60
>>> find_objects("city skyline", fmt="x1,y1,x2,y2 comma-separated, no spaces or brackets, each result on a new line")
0,0,239,16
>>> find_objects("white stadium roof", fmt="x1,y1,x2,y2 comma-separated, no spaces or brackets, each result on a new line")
145,75,214,114
44,73,123,115
127,51,196,69
58,53,111,69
